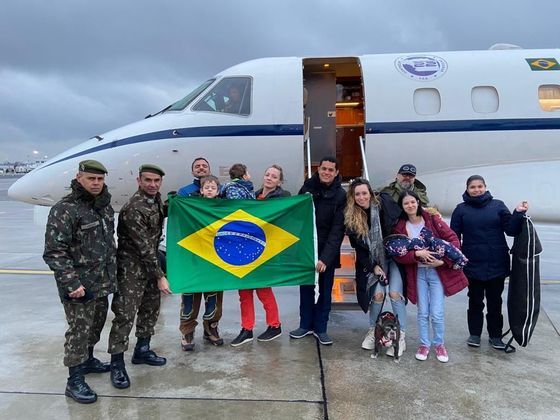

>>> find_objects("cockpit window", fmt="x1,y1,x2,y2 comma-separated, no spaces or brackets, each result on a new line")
192,77,252,115
168,79,215,111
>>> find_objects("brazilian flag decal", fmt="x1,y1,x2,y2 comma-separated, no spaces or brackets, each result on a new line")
167,194,316,293
525,58,560,71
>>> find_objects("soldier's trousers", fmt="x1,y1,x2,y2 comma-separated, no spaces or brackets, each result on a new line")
179,292,223,336
62,296,109,367
108,264,161,354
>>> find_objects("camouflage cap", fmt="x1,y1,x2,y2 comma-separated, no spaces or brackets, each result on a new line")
139,163,165,177
79,159,108,174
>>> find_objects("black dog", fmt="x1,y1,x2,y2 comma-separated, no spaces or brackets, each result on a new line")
371,311,401,363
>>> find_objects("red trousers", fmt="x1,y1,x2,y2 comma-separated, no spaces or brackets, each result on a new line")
238,288,280,330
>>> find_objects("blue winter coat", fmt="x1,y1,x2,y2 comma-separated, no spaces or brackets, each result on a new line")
450,191,524,281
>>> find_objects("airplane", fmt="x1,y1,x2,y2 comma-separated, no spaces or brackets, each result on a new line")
8,46,560,223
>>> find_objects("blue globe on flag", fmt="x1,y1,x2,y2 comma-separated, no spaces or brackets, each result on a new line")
214,221,266,266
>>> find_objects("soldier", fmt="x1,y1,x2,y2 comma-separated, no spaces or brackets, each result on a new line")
108,164,170,389
43,160,117,404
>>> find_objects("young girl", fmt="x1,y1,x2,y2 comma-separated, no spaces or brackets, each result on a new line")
344,178,407,356
392,190,467,363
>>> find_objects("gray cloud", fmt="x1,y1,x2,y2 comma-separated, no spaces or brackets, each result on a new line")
1,0,559,161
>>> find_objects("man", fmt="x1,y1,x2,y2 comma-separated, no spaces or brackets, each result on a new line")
176,157,223,350
108,164,170,389
380,163,430,206
289,157,346,345
43,160,117,404
177,157,210,197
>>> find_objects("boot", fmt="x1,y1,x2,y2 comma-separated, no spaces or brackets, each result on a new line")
110,353,130,389
65,365,97,404
82,347,110,374
131,336,166,366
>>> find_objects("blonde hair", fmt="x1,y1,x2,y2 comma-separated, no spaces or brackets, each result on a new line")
344,178,379,239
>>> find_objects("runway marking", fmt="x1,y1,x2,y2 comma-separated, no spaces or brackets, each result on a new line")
0,390,323,405
0,269,52,275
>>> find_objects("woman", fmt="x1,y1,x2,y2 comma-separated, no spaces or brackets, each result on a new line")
450,175,529,350
231,165,289,347
344,178,406,356
393,190,468,363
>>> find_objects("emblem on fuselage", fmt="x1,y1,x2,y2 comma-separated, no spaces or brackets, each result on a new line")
395,55,448,81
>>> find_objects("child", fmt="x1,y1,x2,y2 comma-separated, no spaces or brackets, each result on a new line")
384,228,468,270
222,163,255,199
179,175,224,351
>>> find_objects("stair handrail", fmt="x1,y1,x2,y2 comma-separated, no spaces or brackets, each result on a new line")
359,136,370,181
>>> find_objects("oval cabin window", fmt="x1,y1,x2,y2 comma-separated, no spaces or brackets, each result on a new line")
471,86,499,113
539,85,560,112
413,88,441,116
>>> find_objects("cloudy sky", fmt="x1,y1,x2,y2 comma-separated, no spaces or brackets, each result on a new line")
1,0,558,162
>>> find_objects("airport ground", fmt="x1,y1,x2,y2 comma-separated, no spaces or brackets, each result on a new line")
1,175,559,420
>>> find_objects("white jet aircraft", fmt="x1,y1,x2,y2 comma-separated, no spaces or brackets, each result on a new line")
8,47,560,221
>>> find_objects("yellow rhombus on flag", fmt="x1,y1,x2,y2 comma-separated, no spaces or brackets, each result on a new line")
166,194,317,293
177,209,299,278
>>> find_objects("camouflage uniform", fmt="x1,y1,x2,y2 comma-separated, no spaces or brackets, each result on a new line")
43,179,117,367
108,188,165,354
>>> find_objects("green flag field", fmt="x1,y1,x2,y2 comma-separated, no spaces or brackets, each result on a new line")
166,194,317,293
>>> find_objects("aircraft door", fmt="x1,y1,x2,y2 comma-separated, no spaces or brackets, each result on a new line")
304,73,337,165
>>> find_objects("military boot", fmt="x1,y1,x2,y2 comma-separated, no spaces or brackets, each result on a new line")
110,353,130,389
65,365,98,404
131,337,166,366
82,346,110,374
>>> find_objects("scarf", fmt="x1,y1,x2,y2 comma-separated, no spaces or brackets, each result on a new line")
364,204,388,292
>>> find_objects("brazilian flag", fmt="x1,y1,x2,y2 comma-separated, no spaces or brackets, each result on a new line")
166,194,316,293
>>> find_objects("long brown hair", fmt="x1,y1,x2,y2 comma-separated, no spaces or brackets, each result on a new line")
344,178,380,239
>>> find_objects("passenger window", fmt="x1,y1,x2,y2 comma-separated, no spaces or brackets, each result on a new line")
471,86,499,113
192,77,252,115
413,88,441,115
538,85,560,112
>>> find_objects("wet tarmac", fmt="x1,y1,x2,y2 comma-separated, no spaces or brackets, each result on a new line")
1,175,559,420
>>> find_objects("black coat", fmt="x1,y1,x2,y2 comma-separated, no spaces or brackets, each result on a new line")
450,191,524,281
299,173,346,268
346,193,405,312
255,186,291,199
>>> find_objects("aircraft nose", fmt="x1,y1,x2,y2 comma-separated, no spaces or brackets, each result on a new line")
8,173,56,205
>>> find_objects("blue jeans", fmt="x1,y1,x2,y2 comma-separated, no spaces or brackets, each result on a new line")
369,260,407,331
299,266,335,334
416,267,445,346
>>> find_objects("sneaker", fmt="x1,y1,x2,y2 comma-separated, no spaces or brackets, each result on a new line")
231,328,253,347
257,325,282,342
289,328,313,339
489,337,507,350
203,322,224,346
435,344,449,363
467,335,481,347
415,345,430,361
181,333,195,351
387,331,406,357
361,327,376,350
313,332,333,345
